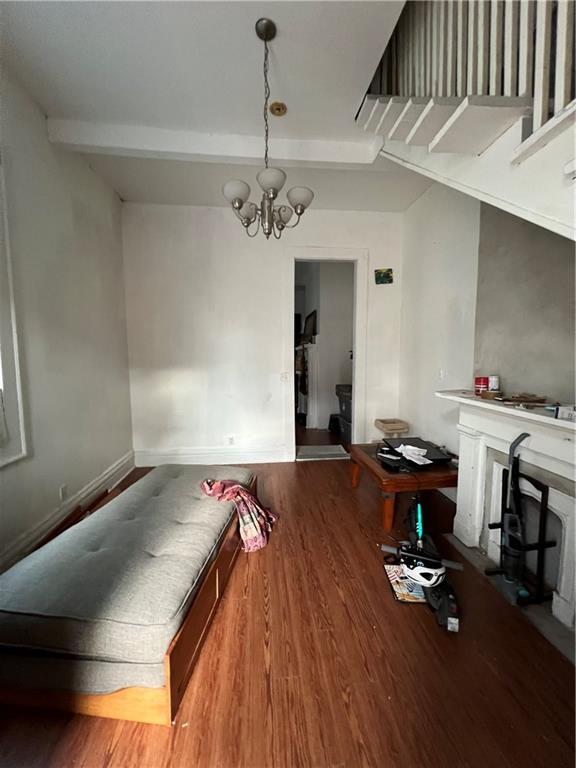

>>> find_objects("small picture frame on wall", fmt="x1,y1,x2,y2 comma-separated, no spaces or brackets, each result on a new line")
375,268,393,285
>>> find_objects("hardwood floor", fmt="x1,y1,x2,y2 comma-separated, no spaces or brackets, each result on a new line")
295,423,342,446
1,461,573,768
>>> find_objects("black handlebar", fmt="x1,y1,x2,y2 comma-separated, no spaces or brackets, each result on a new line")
379,543,464,572
380,543,402,556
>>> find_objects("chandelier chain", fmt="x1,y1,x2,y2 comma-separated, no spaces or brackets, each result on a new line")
263,39,270,169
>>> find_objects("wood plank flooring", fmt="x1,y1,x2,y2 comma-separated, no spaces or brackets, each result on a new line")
295,424,342,447
1,461,573,768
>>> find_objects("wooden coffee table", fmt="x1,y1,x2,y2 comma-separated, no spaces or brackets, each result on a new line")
349,443,458,532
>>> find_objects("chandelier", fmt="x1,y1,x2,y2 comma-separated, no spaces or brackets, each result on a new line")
222,18,314,239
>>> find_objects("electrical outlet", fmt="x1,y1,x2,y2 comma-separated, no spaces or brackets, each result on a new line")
227,436,235,446
58,484,68,503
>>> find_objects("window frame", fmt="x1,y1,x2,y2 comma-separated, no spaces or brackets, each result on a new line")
0,152,27,468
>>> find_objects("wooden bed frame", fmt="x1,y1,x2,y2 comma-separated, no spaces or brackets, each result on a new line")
0,473,255,725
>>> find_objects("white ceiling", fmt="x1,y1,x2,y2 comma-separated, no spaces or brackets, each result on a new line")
85,154,432,211
3,1,401,141
4,1,433,210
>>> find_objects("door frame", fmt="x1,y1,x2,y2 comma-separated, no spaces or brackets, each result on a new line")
282,246,369,460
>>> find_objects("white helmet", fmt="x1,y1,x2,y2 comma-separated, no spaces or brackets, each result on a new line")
403,562,446,587
399,546,447,587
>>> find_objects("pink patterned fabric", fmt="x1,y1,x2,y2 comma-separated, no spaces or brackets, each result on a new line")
201,479,278,552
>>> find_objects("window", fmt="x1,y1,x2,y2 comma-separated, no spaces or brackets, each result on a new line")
0,152,26,467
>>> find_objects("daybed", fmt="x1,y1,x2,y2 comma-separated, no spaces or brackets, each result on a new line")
0,464,255,725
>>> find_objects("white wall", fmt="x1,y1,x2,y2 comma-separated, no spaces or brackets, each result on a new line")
0,73,133,566
399,183,480,455
123,205,404,464
316,262,354,428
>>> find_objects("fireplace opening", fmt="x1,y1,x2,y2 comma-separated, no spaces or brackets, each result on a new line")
494,469,560,604
522,493,562,593
483,452,575,630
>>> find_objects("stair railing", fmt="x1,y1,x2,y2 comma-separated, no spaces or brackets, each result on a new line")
360,1,574,160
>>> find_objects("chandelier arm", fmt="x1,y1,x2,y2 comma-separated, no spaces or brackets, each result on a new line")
245,217,261,238
283,213,302,229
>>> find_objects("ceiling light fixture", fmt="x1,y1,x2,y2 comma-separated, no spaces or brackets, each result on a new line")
222,18,314,239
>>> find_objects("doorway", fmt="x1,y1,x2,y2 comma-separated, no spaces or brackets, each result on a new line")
294,260,354,456
283,246,369,461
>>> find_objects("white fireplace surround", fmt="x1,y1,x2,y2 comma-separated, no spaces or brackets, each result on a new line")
437,391,576,628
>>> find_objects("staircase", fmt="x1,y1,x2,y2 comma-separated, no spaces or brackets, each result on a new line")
357,0,575,160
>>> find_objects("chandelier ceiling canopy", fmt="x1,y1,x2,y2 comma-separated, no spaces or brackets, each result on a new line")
222,18,314,240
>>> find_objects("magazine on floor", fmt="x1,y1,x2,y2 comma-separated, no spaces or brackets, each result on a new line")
384,565,427,603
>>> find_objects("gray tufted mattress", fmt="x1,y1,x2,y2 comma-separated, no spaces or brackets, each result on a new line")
0,464,254,693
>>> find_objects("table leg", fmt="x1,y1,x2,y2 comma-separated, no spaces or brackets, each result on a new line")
350,461,362,489
381,492,396,532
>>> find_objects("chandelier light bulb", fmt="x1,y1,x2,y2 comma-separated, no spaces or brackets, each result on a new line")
257,167,287,195
287,186,314,211
275,205,293,224
239,201,258,222
222,180,251,206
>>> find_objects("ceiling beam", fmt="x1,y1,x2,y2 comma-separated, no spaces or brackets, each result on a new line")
47,119,383,167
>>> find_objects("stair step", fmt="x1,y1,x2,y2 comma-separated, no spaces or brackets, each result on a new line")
512,98,576,165
388,98,430,141
429,96,533,155
375,97,409,137
356,95,379,130
365,97,390,132
406,97,462,145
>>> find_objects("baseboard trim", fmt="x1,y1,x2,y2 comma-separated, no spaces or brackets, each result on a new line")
134,447,292,467
0,450,135,572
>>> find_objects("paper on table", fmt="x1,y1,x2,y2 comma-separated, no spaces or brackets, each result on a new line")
396,444,433,466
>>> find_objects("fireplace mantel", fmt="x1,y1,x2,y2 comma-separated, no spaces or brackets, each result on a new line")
437,390,575,627
436,390,576,433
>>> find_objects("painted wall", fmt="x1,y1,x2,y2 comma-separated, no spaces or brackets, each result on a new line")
316,262,354,428
0,73,132,565
474,204,575,403
122,205,404,464
399,183,481,455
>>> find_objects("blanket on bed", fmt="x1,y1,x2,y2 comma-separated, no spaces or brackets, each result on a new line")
201,479,277,552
